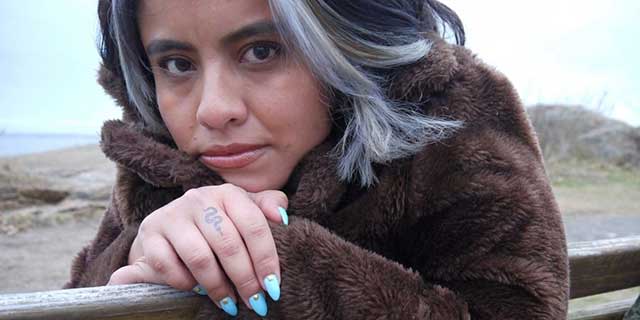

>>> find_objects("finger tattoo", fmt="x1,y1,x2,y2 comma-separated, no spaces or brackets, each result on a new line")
204,207,223,235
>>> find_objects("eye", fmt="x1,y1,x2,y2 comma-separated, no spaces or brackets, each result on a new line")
241,43,281,64
158,57,195,76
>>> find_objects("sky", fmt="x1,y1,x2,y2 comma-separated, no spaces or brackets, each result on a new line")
447,0,640,124
0,0,638,135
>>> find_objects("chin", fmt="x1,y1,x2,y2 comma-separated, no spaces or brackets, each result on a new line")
223,174,286,193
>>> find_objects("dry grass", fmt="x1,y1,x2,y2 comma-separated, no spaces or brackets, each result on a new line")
528,104,640,168
547,160,640,215
548,160,640,311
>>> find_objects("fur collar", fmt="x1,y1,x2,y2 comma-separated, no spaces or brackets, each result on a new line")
98,36,459,218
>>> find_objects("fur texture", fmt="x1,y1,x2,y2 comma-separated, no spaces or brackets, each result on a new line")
66,36,569,319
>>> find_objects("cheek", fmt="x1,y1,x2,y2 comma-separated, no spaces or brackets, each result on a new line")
277,89,331,151
156,89,197,151
278,75,330,148
296,79,331,138
157,91,178,124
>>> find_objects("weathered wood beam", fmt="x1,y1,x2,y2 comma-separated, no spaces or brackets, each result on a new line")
1,236,639,319
569,236,640,299
568,297,637,320
0,284,204,320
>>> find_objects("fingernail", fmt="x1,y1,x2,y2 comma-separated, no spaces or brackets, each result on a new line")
278,207,289,226
264,274,281,301
219,296,238,317
249,292,268,317
192,285,207,296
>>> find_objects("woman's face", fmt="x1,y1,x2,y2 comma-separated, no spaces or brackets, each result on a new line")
138,0,331,192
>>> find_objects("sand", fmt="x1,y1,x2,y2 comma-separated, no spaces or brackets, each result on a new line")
0,144,114,293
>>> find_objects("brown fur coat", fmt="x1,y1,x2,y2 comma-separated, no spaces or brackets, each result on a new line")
65,37,569,319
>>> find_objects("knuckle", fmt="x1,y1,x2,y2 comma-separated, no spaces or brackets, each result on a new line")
139,216,154,233
131,261,149,280
137,222,148,235
147,255,169,275
184,250,212,271
254,255,278,274
140,209,171,233
205,282,231,301
183,188,203,201
217,236,244,259
246,223,270,240
234,275,260,294
108,267,127,284
219,183,244,195
164,271,194,291
138,224,155,239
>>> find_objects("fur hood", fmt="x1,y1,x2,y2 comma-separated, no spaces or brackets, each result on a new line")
67,36,569,319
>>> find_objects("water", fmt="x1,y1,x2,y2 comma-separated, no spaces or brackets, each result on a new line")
0,133,99,157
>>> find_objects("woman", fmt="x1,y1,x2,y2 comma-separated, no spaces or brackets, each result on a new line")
66,0,569,318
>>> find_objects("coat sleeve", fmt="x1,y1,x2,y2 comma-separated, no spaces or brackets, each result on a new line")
273,218,475,319
196,217,470,320
198,193,566,320
394,126,570,319
64,202,139,288
195,131,568,318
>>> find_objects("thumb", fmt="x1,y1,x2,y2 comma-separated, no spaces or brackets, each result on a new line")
107,256,162,286
247,190,289,226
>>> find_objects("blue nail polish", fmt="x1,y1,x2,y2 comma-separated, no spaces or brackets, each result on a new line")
192,285,207,296
278,207,289,226
264,274,281,301
219,296,238,317
249,292,268,317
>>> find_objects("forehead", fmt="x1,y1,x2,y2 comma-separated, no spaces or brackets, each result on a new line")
138,0,273,43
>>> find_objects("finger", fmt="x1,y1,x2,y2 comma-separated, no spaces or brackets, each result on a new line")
107,256,162,286
223,190,281,301
128,234,144,265
165,222,239,315
194,202,266,312
142,235,197,291
247,190,289,225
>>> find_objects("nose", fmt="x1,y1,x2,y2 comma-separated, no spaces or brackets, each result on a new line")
196,64,248,130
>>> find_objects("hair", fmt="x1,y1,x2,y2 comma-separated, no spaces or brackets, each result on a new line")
99,0,465,187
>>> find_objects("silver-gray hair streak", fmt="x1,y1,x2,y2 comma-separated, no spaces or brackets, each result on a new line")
269,0,462,186
110,0,168,136
110,0,463,187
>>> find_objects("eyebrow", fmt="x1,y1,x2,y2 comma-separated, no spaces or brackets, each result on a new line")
221,20,277,45
146,40,195,57
145,20,277,57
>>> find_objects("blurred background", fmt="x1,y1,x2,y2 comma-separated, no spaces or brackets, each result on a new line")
1,0,638,311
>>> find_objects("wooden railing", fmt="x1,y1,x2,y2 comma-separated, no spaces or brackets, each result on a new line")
568,236,640,319
1,236,639,320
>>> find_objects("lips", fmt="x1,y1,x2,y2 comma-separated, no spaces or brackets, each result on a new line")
199,144,267,169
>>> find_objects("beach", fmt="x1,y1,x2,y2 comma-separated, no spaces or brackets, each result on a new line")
0,144,114,292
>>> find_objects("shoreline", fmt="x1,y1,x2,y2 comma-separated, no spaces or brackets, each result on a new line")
0,133,100,158
0,144,115,235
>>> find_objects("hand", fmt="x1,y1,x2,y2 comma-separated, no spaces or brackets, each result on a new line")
107,183,289,317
